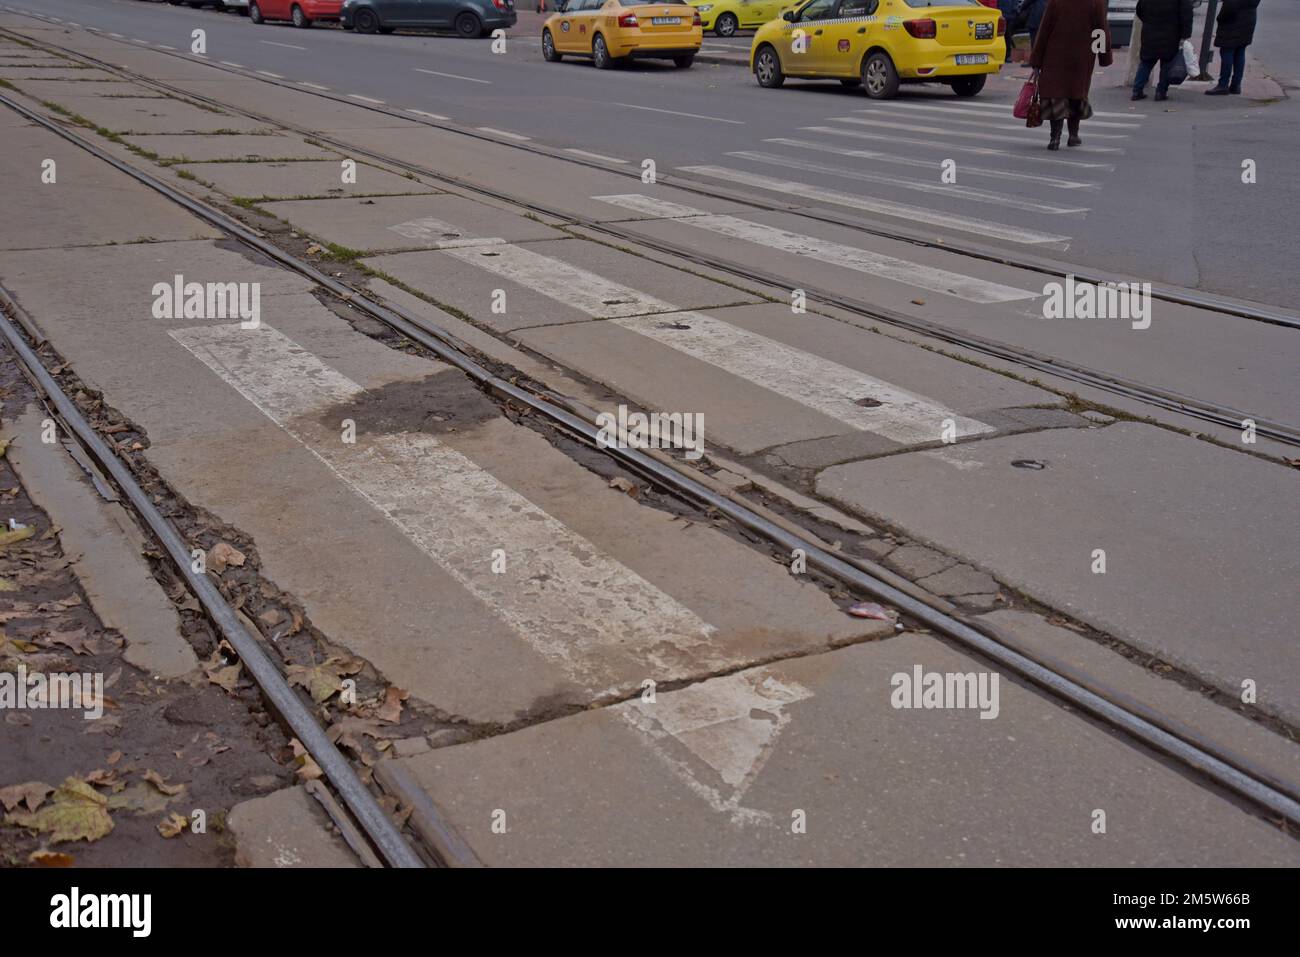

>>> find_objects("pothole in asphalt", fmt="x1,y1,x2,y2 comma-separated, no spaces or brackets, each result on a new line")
1011,459,1048,470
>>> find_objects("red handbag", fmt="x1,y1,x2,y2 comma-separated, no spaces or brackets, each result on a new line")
1013,77,1037,119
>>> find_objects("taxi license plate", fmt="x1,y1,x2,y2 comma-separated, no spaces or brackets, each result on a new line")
651,16,681,24
956,53,989,65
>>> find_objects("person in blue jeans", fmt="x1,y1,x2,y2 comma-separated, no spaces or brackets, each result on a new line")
1131,0,1192,101
1206,0,1259,95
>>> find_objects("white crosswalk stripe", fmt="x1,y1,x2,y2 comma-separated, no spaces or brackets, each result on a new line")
868,100,1142,130
170,323,716,685
726,151,1090,215
594,193,1038,303
800,126,1115,170
848,109,1131,139
440,243,994,443
677,166,1072,244
828,116,1124,152
764,138,1098,189
943,99,1145,120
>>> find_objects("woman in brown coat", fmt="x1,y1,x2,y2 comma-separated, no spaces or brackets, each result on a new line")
1029,0,1114,150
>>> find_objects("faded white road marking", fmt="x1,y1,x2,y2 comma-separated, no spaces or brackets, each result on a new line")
169,324,715,686
256,70,285,79
829,116,1124,152
850,108,1130,139
951,99,1143,120
406,109,450,120
594,194,1037,304
415,67,491,84
614,102,745,125
261,40,309,51
617,669,812,823
565,148,629,164
299,81,330,91
476,127,530,141
678,166,1072,245
873,100,1141,130
764,137,1096,189
443,243,993,443
347,93,385,104
801,126,1115,170
387,217,505,248
220,61,246,69
727,151,1090,215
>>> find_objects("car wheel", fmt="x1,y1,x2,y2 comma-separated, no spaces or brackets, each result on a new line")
249,1,264,23
714,13,738,37
861,50,899,99
593,33,614,69
353,8,380,32
542,29,562,62
673,53,694,68
291,4,311,27
950,74,986,97
753,44,783,88
455,12,482,37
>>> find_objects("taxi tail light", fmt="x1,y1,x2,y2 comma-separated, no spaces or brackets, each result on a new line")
692,10,702,24
997,16,1006,36
492,0,508,8
903,18,936,39
618,12,639,26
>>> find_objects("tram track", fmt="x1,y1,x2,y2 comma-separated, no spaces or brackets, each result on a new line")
2,84,1298,838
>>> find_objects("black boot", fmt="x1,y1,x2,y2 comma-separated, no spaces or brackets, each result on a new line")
1047,119,1062,151
1066,117,1082,147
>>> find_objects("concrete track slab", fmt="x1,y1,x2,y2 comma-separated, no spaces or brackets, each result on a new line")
181,159,439,202
364,238,760,334
0,67,118,81
515,302,1058,456
26,92,271,133
167,78,430,132
398,633,1300,866
125,132,339,162
11,78,165,98
258,194,566,254
0,118,219,250
817,424,1300,724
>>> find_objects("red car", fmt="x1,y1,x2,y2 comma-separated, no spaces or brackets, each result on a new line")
249,0,344,26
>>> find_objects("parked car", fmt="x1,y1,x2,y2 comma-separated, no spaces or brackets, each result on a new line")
543,0,703,68
686,0,788,38
340,0,518,36
751,0,1004,99
249,0,344,26
166,0,251,10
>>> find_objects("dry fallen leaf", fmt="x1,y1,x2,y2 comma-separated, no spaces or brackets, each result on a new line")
29,849,75,867
203,647,243,695
143,769,185,797
0,781,53,813
206,542,245,574
157,812,189,838
289,739,323,782
286,655,363,704
374,686,408,724
4,777,113,843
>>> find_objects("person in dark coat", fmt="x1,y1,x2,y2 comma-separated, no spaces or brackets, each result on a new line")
1132,0,1193,101
1011,0,1049,47
1206,0,1260,95
1029,0,1113,150
998,0,1021,61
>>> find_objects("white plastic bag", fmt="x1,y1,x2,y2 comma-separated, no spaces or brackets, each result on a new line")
1181,39,1198,76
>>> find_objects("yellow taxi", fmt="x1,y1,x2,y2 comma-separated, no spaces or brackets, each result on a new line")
543,0,703,69
750,0,1005,98
688,0,793,37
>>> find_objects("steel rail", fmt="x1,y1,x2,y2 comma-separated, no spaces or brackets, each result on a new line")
2,21,1295,330
3,30,1292,448
3,90,1296,829
0,301,425,867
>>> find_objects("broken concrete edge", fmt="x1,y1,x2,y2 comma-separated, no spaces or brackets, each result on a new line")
372,760,483,868
227,785,364,868
1,405,199,678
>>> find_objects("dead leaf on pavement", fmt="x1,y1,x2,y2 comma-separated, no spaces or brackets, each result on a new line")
4,777,113,843
206,542,245,574
203,647,242,695
29,849,75,867
286,655,363,704
373,686,408,724
0,781,53,813
289,739,323,782
143,769,185,797
157,813,189,839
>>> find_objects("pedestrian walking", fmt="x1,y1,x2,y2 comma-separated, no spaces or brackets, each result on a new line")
1131,0,1193,101
1029,0,1113,151
998,0,1021,62
1205,0,1259,95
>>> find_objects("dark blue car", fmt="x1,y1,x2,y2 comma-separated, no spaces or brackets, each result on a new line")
340,0,517,37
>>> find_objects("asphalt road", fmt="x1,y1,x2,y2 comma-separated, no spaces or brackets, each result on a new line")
11,0,1300,307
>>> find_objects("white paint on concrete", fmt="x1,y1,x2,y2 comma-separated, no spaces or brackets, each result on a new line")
677,166,1072,245
442,243,993,443
849,108,1131,139
800,126,1115,170
762,138,1097,189
406,109,450,121
475,127,530,141
593,193,1038,303
564,148,629,164
828,116,1124,152
169,324,715,687
871,100,1141,129
726,151,1090,215
347,94,385,105
386,217,505,248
